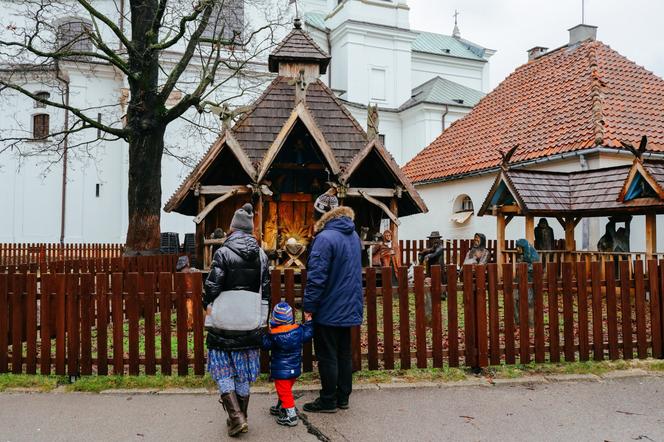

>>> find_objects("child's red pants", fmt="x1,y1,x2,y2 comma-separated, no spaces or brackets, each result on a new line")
274,378,297,409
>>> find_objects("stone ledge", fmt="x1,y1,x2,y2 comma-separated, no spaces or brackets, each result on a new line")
600,369,649,379
543,373,601,383
490,376,548,386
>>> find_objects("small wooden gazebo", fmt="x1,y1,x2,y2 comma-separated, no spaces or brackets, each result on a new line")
164,19,427,269
479,144,664,266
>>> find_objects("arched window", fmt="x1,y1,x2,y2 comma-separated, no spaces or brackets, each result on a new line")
33,114,49,139
454,195,474,213
451,194,473,224
34,91,50,108
56,18,93,52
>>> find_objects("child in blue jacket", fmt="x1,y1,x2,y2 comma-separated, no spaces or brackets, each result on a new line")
262,302,314,427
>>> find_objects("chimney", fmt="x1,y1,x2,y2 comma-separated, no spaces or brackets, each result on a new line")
568,24,597,46
527,46,548,61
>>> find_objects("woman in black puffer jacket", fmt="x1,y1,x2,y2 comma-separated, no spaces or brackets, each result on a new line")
204,203,270,437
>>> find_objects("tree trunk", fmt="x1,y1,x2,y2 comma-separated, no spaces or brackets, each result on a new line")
125,127,165,253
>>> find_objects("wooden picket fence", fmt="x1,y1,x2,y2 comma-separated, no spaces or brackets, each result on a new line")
1,260,663,377
0,254,181,275
398,239,567,267
0,243,124,266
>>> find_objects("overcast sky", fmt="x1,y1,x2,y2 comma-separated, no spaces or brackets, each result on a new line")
409,0,664,90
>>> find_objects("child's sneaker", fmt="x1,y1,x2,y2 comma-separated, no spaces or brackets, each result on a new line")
276,407,298,427
269,400,283,416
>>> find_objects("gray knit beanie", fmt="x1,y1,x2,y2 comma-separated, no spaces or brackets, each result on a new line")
314,193,339,214
230,203,254,234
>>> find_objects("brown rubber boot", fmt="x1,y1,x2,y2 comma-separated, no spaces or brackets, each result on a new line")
221,392,248,437
237,395,250,433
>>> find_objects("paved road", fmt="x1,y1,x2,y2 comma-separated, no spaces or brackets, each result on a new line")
1,376,663,442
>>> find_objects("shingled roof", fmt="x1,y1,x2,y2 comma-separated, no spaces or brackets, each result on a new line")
268,18,330,74
479,161,664,217
404,39,664,184
231,77,369,168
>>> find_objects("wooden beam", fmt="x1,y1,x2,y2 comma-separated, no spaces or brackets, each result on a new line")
196,195,206,269
646,212,657,260
226,131,258,181
500,205,521,214
296,104,341,176
564,217,576,261
257,108,299,183
198,185,250,195
345,187,397,198
556,217,566,230
525,215,535,245
505,215,514,226
390,198,400,266
359,190,400,226
496,213,506,269
254,194,263,244
194,190,239,224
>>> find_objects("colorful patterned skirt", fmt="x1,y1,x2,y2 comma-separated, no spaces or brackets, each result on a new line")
208,348,261,385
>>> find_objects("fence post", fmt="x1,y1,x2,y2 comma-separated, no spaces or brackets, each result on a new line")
462,265,477,369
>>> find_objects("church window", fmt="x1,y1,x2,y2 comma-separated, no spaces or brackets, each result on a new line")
370,68,386,101
34,92,50,108
203,0,244,45
56,18,93,53
33,114,50,139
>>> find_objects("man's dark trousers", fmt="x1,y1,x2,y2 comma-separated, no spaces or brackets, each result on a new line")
314,324,352,408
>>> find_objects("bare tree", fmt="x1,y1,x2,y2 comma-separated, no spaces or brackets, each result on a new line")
0,0,288,252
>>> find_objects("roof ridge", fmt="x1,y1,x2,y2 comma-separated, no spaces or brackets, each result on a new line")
587,41,606,146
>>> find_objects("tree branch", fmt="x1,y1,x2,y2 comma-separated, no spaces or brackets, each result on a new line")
75,0,135,55
158,1,214,102
0,81,128,138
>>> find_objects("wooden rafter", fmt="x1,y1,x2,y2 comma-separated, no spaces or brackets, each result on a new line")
340,139,427,214
617,159,664,202
358,190,401,226
226,131,257,181
193,189,249,224
345,187,398,198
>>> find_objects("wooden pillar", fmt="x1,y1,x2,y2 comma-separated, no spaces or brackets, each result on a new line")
525,215,535,245
646,212,657,260
564,217,576,262
254,193,263,244
496,213,506,268
196,194,206,269
390,198,400,267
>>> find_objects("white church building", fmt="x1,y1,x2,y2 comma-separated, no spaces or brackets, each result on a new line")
0,0,492,244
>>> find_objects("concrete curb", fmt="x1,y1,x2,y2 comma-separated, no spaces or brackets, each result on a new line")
489,375,548,386
4,369,664,396
543,373,601,383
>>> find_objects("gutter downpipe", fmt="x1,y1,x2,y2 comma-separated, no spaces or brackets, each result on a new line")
441,104,449,132
56,60,70,245
326,27,332,89
579,154,589,250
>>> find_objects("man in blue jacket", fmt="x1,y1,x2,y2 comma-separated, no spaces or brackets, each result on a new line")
303,193,363,413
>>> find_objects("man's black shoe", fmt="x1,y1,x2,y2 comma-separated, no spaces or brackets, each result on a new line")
336,399,349,409
302,398,337,413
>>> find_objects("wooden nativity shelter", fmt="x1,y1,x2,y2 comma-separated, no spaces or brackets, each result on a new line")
165,19,427,269
479,142,664,266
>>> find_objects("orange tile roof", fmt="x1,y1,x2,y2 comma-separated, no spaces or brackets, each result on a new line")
403,40,664,184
